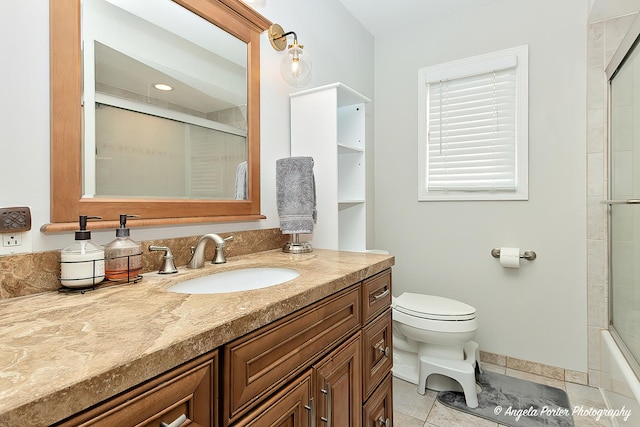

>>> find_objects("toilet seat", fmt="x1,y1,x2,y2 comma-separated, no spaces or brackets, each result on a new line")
393,308,478,334
393,293,476,321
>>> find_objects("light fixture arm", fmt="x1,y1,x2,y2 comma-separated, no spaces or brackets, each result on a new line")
278,30,297,42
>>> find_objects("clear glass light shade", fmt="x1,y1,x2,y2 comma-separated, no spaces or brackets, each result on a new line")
280,44,312,88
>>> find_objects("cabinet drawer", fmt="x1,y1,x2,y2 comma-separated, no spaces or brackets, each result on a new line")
224,285,361,424
362,373,393,427
362,309,392,400
56,351,217,427
361,269,391,324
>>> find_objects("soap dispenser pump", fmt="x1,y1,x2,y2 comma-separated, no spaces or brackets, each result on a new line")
60,215,105,288
104,214,143,281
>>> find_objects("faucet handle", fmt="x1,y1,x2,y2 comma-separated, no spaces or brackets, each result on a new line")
213,235,233,264
149,245,178,274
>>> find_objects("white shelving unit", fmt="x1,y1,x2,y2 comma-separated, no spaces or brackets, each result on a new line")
290,82,371,251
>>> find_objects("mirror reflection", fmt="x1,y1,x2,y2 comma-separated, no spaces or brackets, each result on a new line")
83,0,249,200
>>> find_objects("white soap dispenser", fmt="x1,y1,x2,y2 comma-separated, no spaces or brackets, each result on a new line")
60,216,105,288
104,214,142,281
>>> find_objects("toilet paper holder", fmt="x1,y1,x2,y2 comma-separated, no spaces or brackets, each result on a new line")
491,248,537,261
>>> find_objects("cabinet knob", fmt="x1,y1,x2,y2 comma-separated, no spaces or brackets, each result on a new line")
377,416,390,427
378,345,390,357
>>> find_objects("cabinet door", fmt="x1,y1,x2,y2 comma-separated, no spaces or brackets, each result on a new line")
362,374,392,427
232,370,313,427
314,334,362,427
55,351,217,427
362,309,392,400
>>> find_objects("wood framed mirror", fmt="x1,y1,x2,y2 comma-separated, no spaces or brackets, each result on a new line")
44,0,270,232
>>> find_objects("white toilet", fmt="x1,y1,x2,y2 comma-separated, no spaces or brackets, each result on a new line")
392,292,481,408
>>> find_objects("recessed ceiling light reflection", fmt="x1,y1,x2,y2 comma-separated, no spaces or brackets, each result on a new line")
153,83,173,91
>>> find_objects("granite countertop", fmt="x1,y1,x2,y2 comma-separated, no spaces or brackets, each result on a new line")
0,248,394,426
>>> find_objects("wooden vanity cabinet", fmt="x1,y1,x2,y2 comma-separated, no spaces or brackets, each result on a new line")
55,350,218,427
225,268,393,427
235,334,362,427
223,285,361,425
54,268,393,427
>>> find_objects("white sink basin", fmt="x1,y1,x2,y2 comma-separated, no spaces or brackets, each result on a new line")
167,267,300,294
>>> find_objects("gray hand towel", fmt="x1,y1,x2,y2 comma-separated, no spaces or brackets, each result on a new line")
276,157,317,234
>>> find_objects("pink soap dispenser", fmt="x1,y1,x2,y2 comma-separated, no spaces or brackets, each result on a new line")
104,214,142,282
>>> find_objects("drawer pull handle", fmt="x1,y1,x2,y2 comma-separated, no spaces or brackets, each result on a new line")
305,397,316,427
377,416,390,427
378,345,390,357
371,288,390,301
320,383,332,426
160,414,187,427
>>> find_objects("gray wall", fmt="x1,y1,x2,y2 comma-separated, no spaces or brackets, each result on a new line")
373,0,588,371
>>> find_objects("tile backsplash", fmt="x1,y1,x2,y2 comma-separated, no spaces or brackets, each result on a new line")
0,228,289,299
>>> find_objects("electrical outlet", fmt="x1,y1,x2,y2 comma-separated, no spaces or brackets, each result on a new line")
3,233,22,247
0,230,32,256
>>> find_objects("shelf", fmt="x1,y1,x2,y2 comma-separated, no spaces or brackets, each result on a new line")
338,143,365,154
290,82,369,251
338,200,365,209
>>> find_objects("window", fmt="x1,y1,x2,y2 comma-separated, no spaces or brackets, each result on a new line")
417,45,528,201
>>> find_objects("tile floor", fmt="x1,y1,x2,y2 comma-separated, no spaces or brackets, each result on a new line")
393,362,613,426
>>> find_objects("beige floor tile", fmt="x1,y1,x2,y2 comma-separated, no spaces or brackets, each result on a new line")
393,370,611,427
392,411,427,426
574,416,614,427
566,382,607,408
426,401,499,427
393,377,438,421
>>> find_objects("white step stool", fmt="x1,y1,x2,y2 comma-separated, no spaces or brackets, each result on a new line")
417,340,482,408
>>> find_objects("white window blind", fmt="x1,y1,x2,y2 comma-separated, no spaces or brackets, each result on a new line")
418,45,528,201
427,66,517,191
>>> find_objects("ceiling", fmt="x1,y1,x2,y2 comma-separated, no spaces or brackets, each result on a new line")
337,0,499,37
588,0,640,23
337,0,640,37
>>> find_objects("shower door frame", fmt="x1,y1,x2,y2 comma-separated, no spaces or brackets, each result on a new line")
605,12,640,380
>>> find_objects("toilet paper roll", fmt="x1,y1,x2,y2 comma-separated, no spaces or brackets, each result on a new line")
499,247,520,268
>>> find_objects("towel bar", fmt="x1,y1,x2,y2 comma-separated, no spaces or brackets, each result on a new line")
491,248,536,261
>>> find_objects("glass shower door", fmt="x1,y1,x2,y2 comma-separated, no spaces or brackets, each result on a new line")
609,36,640,371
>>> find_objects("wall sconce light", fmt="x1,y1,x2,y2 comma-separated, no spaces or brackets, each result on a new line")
268,23,312,88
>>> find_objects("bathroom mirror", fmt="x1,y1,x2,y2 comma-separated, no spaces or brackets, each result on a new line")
46,0,270,231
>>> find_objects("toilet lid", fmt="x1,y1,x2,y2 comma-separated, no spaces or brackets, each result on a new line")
393,293,476,321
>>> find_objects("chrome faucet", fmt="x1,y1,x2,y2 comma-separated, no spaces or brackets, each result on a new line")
187,234,233,269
